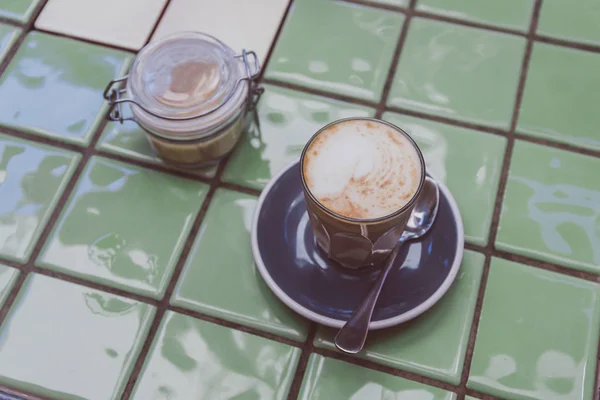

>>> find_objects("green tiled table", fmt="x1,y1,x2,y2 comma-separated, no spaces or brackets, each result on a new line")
0,1,599,400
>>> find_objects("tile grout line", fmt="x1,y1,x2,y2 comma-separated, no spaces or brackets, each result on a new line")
143,0,173,44
286,324,318,399
374,0,417,118
594,335,600,400
457,0,543,396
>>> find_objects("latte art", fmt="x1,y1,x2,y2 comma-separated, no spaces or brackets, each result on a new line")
303,119,422,220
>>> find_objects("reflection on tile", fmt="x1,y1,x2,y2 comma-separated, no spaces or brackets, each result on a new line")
468,258,600,400
538,0,600,45
35,0,167,50
314,251,484,384
172,189,309,340
153,0,288,63
388,18,525,129
0,32,132,145
96,109,218,179
37,156,209,298
496,141,600,274
517,43,600,150
222,85,374,190
0,0,40,22
266,0,404,101
0,24,21,62
0,274,155,400
299,355,457,400
383,112,506,246
416,0,534,31
0,134,80,262
0,264,19,307
131,311,301,400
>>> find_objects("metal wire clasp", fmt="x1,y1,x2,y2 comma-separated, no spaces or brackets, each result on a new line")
103,50,264,124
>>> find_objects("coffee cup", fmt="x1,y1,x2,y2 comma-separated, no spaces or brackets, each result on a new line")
300,117,426,269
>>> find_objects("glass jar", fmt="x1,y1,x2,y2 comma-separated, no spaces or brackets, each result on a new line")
103,32,263,168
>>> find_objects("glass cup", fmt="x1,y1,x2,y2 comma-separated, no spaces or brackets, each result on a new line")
300,117,426,269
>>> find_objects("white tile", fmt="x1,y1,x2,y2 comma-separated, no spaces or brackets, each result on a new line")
35,0,167,50
153,0,288,65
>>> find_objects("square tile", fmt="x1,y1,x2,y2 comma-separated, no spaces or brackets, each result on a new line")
496,141,600,274
0,134,80,262
35,0,167,50
265,0,404,101
96,113,218,179
468,258,600,400
0,32,132,145
0,274,155,400
130,311,301,400
416,0,534,31
299,354,457,400
383,112,506,246
0,23,20,61
314,251,484,384
172,188,310,340
0,0,40,23
153,0,289,63
37,156,209,299
537,0,600,46
0,264,19,307
388,18,526,129
517,43,600,150
222,85,374,190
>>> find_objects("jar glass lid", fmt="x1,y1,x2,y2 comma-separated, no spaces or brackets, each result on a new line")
128,32,242,121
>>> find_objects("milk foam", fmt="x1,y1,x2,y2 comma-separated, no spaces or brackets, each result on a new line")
303,120,422,219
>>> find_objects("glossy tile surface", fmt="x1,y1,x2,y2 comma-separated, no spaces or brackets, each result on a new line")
266,0,404,101
0,24,20,61
172,188,309,340
35,0,166,50
130,311,301,400
0,134,80,262
37,156,209,298
222,85,374,190
314,251,484,384
299,355,457,400
496,141,600,274
517,43,600,150
0,32,131,144
153,0,289,63
97,116,218,179
388,18,526,129
0,0,40,22
0,274,155,400
383,112,506,246
468,258,600,400
0,264,19,307
537,0,600,45
416,0,534,31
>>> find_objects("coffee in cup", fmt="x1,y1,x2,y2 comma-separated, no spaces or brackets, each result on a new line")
300,117,426,269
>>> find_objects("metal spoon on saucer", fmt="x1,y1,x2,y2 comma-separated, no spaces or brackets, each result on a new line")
334,176,440,354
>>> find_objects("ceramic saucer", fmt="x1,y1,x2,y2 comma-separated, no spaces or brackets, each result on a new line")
251,161,464,329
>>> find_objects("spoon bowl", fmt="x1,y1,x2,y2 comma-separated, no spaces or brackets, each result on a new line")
334,176,440,354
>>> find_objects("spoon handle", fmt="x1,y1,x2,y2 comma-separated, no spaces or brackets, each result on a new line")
334,237,406,354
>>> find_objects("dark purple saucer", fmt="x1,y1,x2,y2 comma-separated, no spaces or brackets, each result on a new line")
251,161,464,329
